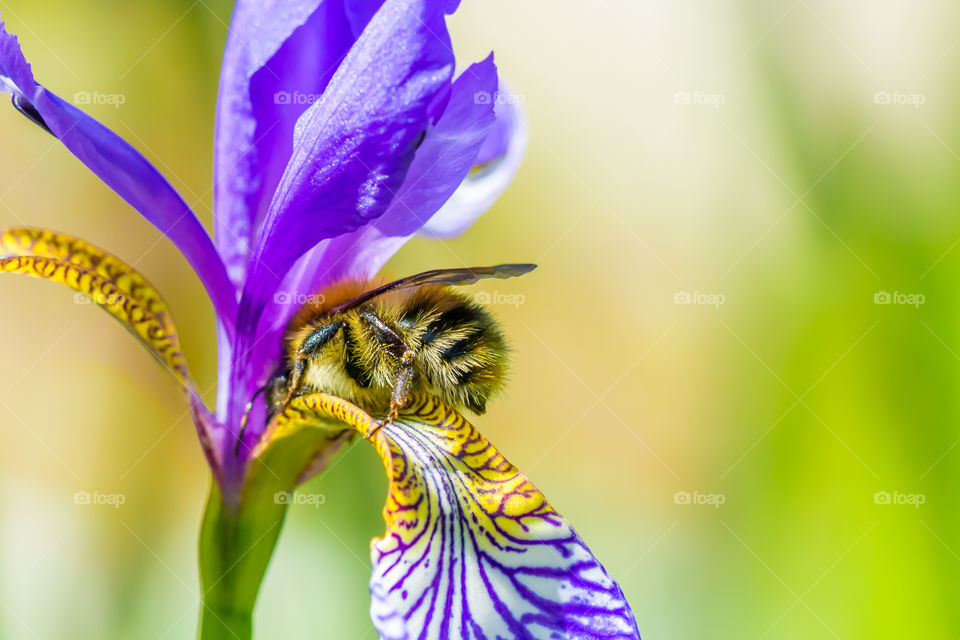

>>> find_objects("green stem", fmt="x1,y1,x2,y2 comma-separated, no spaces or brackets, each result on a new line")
196,427,346,640
197,481,289,640
198,606,252,640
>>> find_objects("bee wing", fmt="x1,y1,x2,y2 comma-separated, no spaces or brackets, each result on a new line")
327,263,537,314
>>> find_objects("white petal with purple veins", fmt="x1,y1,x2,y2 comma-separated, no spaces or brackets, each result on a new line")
367,396,641,640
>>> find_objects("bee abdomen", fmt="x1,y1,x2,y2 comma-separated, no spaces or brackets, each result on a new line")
413,299,508,414
440,328,485,362
418,303,481,346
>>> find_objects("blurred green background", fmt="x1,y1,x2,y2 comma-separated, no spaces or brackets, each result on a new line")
0,0,958,637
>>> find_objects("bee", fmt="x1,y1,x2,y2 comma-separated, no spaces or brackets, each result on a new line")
238,263,536,450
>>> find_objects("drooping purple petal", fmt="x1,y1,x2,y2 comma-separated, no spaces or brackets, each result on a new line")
0,20,238,333
227,0,456,428
260,392,641,639
367,396,641,639
248,391,641,636
213,0,385,287
420,81,528,238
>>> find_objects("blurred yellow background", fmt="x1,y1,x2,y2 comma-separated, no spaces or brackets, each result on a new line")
1,0,959,637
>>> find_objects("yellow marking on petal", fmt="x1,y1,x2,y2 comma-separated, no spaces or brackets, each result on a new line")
0,227,170,316
254,391,640,637
254,391,555,535
248,393,369,486
254,392,373,453
0,228,190,388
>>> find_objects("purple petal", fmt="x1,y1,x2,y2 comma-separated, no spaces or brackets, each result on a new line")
214,0,385,287
0,20,32,93
235,56,500,413
0,20,238,332
227,0,455,427
249,391,640,638
420,81,528,239
362,395,642,639
322,55,500,280
190,395,235,492
266,56,499,324
473,82,518,165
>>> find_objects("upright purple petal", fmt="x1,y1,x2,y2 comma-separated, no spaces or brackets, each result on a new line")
263,56,499,330
227,0,455,428
311,55,500,282
420,81,528,238
273,68,525,321
0,20,238,332
213,0,385,287
232,57,499,425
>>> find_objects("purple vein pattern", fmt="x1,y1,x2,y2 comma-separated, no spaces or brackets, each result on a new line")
367,395,641,640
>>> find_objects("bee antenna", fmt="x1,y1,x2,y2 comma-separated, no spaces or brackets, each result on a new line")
234,384,269,457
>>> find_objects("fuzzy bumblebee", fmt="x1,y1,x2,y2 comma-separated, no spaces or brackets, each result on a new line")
239,264,536,446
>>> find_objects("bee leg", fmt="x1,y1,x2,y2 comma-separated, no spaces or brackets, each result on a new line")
358,311,417,439
280,320,345,410
367,349,416,440
234,384,269,456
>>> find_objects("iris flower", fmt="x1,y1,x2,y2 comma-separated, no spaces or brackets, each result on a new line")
0,1,640,639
